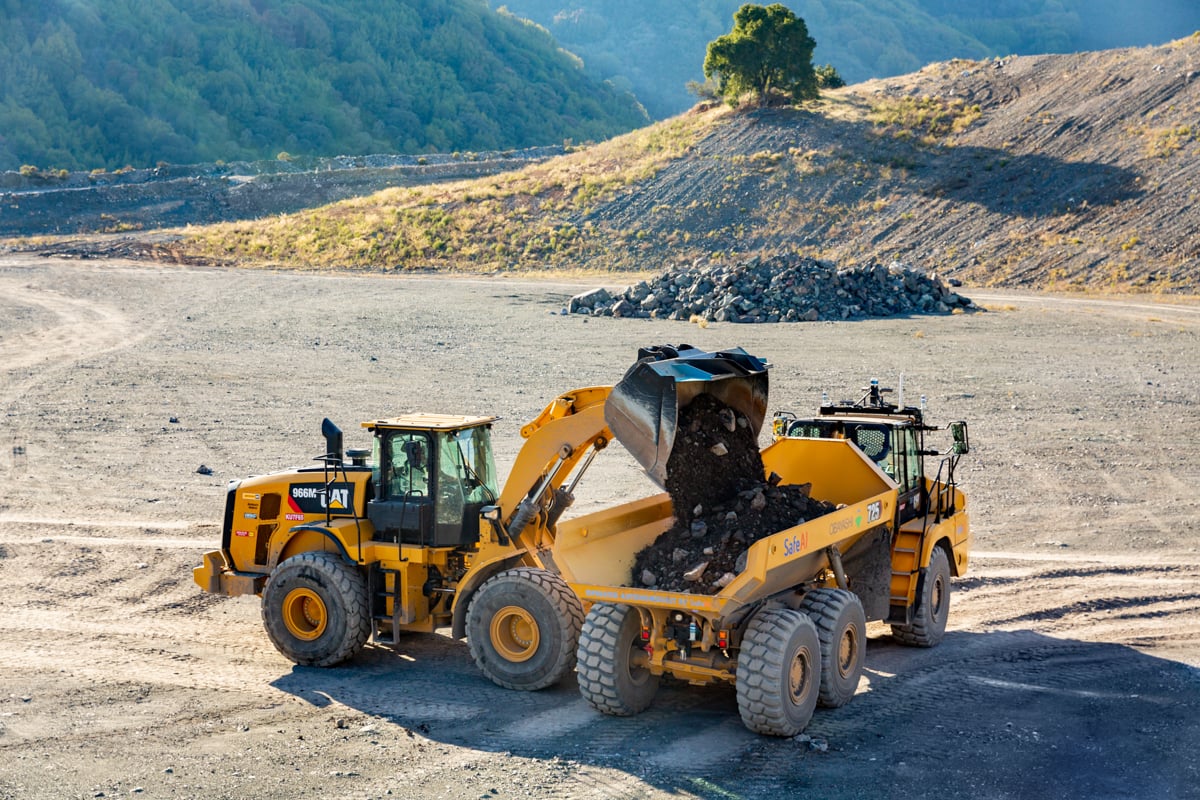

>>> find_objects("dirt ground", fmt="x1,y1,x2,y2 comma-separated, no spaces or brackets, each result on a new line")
0,254,1198,800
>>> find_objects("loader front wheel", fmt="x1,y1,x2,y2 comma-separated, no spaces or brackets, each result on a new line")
262,551,370,667
577,603,659,716
891,545,951,647
799,588,866,708
466,567,583,691
736,608,820,737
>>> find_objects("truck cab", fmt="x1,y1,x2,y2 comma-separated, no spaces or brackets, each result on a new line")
772,380,969,526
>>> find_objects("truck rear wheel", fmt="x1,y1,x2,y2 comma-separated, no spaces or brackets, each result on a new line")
466,567,583,691
262,551,370,667
736,608,821,736
799,588,866,708
891,545,951,647
577,603,659,716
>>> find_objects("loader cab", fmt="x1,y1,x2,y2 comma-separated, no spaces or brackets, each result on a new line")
363,415,500,547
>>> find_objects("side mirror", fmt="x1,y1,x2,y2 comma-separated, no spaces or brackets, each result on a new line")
949,421,970,455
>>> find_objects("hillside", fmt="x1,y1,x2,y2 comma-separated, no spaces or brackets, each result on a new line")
502,0,1199,118
0,0,648,171
155,37,1200,293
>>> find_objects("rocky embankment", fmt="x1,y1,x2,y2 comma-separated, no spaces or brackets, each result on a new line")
0,148,561,237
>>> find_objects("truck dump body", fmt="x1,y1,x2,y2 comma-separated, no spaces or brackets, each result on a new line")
554,437,897,623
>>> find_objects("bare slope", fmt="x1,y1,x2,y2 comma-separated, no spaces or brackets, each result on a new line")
43,37,1200,292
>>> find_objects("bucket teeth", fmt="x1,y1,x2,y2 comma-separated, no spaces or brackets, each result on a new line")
605,345,770,486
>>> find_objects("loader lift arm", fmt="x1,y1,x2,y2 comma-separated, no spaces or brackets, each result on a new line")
490,385,614,553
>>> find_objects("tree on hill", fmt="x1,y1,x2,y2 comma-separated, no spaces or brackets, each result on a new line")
702,4,819,106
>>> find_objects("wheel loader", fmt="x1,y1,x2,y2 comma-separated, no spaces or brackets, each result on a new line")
553,368,971,736
193,345,770,691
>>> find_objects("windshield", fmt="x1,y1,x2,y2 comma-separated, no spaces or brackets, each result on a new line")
441,425,499,503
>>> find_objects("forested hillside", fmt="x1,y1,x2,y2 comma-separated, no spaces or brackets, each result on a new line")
503,0,1200,117
0,0,648,171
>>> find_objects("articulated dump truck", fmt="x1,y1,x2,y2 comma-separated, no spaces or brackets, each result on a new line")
562,355,971,737
195,344,969,736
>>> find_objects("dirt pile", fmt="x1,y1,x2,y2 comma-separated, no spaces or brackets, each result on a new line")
631,394,836,594
569,254,975,323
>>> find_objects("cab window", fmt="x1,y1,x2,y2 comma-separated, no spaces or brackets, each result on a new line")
900,427,923,495
379,432,430,499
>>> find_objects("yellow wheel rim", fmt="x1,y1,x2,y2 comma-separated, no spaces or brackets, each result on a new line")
282,587,328,641
489,605,540,662
788,645,813,704
837,627,858,678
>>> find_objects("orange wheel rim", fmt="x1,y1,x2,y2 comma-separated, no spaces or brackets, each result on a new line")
282,588,327,641
489,605,539,662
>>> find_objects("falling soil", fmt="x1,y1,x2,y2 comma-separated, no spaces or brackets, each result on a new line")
632,394,836,594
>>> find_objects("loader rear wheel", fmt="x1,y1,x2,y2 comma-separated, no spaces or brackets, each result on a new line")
891,545,951,647
799,588,866,708
736,608,820,737
577,603,659,716
262,551,370,667
466,567,583,691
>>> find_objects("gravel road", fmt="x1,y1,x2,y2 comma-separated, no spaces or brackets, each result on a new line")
0,256,1197,799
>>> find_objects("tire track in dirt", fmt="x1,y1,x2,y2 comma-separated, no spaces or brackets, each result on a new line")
0,277,139,382
0,278,143,486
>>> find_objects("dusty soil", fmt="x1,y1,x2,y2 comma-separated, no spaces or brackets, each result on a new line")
1,255,1199,799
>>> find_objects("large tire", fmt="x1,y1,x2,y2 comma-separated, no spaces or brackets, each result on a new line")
261,551,370,667
799,588,866,708
466,567,584,691
577,603,659,716
891,545,952,647
736,608,821,737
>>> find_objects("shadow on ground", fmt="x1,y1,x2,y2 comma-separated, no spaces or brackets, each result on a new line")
271,627,1200,799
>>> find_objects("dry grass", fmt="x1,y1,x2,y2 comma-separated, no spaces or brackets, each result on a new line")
182,110,724,273
867,95,982,144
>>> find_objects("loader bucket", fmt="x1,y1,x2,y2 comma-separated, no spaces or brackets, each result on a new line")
605,345,769,487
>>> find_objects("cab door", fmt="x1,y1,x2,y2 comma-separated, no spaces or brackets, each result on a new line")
892,426,925,523
367,431,434,544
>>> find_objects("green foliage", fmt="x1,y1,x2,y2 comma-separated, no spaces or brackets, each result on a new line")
0,0,649,171
501,0,1197,118
815,64,845,89
703,4,818,106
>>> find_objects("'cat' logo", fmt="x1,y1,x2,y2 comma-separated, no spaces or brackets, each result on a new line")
287,482,356,516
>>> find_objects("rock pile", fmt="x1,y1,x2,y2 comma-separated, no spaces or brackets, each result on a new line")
630,394,836,595
569,254,976,322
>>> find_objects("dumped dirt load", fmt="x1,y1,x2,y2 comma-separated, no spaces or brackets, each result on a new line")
661,393,764,523
632,394,836,594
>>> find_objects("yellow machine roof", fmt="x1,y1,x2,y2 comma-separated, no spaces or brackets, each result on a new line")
363,413,500,431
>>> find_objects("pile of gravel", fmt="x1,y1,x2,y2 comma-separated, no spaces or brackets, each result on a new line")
569,254,977,322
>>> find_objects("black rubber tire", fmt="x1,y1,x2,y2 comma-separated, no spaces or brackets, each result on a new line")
261,551,370,667
466,567,584,691
577,603,659,716
736,608,821,737
799,588,867,708
891,545,952,647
